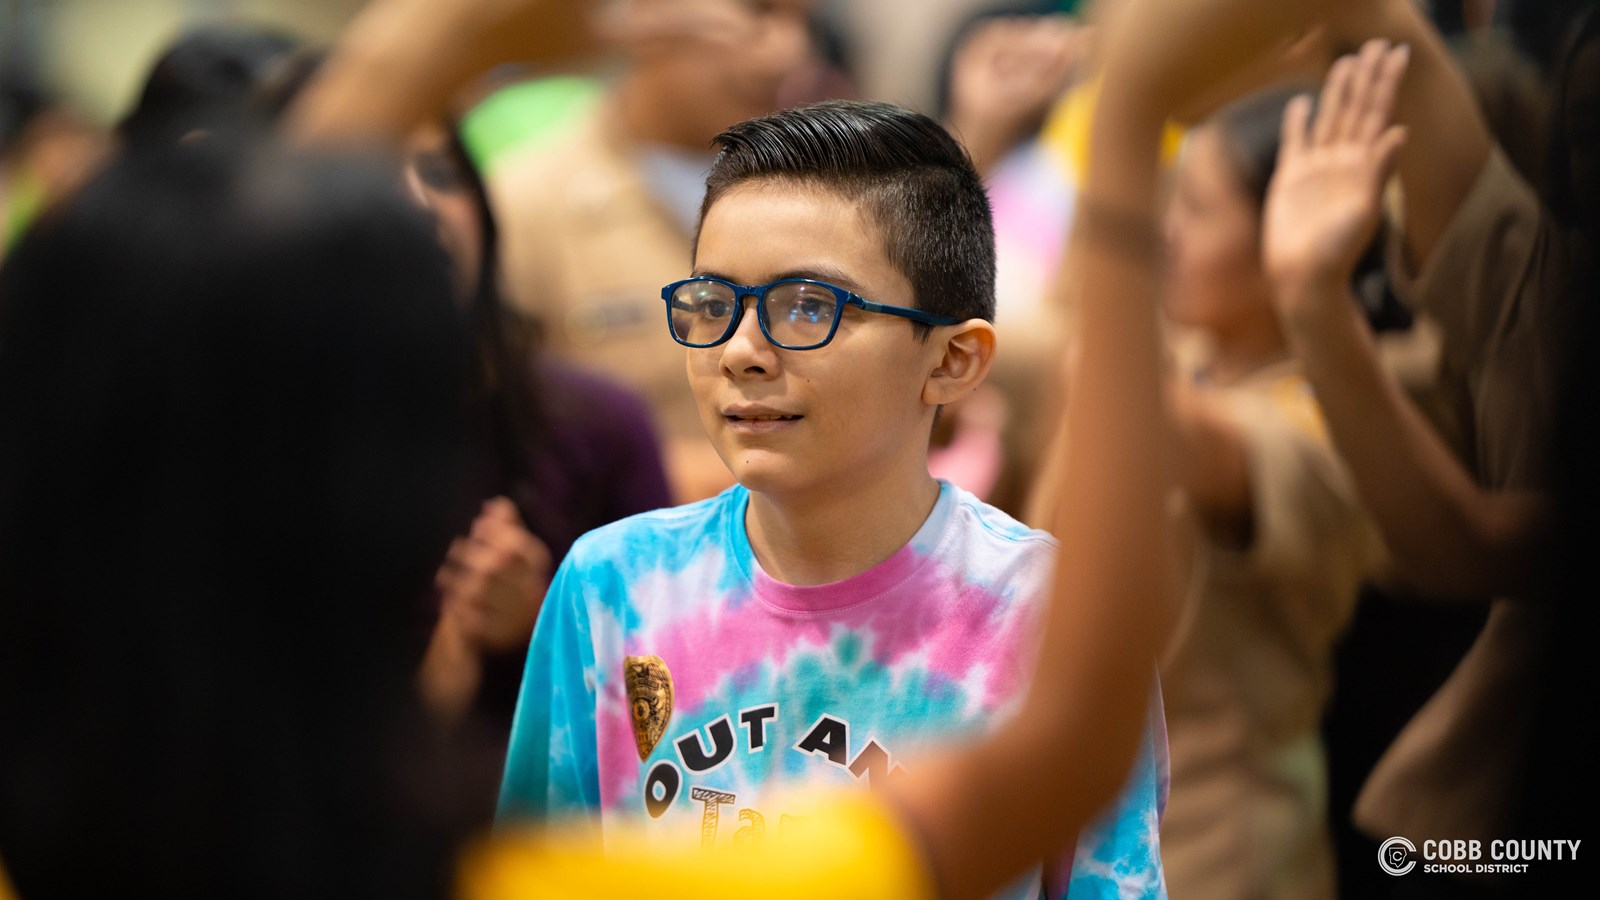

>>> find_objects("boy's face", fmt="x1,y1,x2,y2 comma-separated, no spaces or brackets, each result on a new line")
688,182,942,500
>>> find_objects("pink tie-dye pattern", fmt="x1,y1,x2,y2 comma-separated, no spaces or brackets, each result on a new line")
594,548,1044,809
596,675,640,811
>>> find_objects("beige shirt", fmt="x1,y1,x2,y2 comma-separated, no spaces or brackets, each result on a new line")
489,100,730,501
1161,359,1384,900
1354,148,1569,844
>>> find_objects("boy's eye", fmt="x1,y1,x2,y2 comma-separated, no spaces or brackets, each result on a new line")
792,297,827,323
702,298,734,319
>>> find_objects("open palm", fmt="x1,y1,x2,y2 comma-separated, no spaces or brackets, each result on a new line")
1263,40,1410,298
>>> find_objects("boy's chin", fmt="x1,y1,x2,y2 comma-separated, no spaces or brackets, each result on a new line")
724,453,809,497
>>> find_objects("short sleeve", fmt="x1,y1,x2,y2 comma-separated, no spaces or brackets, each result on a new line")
1226,377,1386,606
496,552,601,825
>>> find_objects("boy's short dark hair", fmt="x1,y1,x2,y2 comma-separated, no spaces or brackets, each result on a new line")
697,99,996,338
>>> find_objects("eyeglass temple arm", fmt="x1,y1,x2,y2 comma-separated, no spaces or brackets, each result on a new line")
849,296,964,326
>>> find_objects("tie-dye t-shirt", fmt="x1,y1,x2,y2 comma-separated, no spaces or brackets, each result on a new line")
499,481,1168,899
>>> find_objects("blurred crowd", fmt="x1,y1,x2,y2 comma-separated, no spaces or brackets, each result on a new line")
1,0,1594,897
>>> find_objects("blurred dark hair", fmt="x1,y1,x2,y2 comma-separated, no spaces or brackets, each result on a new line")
118,22,300,145
436,123,553,537
1210,85,1413,333
250,44,552,538
0,138,476,898
699,99,995,338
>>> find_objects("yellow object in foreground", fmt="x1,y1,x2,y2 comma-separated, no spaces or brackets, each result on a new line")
459,792,935,900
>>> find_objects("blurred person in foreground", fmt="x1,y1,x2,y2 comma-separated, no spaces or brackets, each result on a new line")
117,22,301,147
488,0,822,504
0,2,611,894
0,136,481,900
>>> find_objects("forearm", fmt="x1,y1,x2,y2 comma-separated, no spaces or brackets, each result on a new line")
288,0,590,145
1281,285,1547,597
417,614,483,725
289,0,485,144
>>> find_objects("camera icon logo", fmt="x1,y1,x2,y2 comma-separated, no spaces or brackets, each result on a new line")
1379,836,1417,876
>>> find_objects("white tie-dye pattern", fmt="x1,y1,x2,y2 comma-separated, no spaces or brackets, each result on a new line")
885,645,933,694
625,543,730,629
548,723,571,766
958,662,993,718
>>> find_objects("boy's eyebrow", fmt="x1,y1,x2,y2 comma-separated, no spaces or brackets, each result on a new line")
689,265,871,296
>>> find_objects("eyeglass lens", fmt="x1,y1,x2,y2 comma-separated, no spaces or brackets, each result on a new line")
669,280,841,347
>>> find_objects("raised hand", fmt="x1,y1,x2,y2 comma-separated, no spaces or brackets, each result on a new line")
1263,39,1410,308
946,15,1087,176
435,497,553,653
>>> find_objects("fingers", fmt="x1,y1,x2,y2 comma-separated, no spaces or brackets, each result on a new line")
957,14,1081,93
471,501,552,571
1280,92,1313,161
1337,39,1388,140
1311,53,1354,146
480,495,521,525
1356,43,1410,142
1310,39,1410,148
438,502,552,603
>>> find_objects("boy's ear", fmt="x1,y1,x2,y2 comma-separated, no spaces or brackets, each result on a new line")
923,319,998,406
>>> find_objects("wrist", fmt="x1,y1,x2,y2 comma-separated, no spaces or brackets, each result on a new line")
1272,269,1351,319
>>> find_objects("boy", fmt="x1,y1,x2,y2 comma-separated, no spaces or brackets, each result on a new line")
498,100,1166,898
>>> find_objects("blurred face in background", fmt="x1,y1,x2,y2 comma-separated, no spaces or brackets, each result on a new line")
404,122,484,300
1162,126,1276,341
622,0,815,143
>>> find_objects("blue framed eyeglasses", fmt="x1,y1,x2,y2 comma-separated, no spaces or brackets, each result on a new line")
662,276,962,351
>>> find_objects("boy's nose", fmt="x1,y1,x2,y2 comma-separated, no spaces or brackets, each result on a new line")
719,296,779,379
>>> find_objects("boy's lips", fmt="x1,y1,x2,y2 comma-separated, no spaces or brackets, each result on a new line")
722,404,804,434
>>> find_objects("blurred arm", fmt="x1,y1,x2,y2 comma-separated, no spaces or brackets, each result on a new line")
288,0,594,145
1263,39,1551,599
889,2,1337,897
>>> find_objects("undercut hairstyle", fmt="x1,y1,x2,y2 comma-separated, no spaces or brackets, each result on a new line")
697,99,996,338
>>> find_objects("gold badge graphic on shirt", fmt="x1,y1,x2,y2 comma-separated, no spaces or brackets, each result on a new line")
624,655,674,762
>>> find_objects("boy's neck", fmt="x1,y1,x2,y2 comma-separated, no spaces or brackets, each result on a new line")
744,470,943,587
